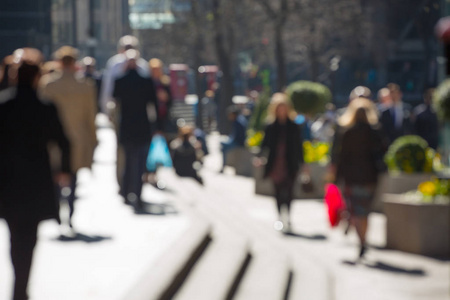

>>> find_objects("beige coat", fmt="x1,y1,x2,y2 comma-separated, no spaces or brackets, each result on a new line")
40,71,98,172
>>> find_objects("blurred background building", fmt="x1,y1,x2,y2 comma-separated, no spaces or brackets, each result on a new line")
0,0,52,58
0,0,446,103
0,0,130,67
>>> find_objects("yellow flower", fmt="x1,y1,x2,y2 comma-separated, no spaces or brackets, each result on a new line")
418,181,437,197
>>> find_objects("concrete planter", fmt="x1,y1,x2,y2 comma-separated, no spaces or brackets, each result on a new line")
372,173,433,213
225,147,255,177
384,194,450,257
254,163,327,199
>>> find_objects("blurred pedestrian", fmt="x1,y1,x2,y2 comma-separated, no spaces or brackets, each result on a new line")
376,87,392,112
311,103,336,143
170,126,204,185
0,55,14,91
149,58,172,133
80,56,102,111
220,105,248,173
349,85,372,101
201,90,216,132
112,49,160,212
99,35,149,193
256,93,304,232
99,35,149,116
0,48,71,300
379,83,412,145
331,86,373,179
335,97,385,259
412,88,439,150
40,46,98,229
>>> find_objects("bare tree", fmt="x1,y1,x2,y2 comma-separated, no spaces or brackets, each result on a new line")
254,0,290,91
212,0,237,133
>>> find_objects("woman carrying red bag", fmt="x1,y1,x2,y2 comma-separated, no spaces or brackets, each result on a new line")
335,97,386,259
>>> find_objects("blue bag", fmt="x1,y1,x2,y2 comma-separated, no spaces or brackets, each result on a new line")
146,134,173,172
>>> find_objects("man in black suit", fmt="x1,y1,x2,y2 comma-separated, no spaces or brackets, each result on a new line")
113,49,160,212
380,83,412,145
412,89,439,149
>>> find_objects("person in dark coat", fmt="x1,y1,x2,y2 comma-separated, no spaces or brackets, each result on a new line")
149,58,173,133
170,126,204,184
379,83,412,145
113,49,160,212
256,93,304,232
0,48,71,300
335,97,385,259
412,88,439,150
220,105,248,173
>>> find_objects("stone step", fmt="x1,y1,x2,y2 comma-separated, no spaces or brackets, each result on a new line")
173,231,250,300
288,256,331,300
234,243,291,300
122,217,212,300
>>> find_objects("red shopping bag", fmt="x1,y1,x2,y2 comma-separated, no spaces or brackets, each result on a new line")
324,184,346,227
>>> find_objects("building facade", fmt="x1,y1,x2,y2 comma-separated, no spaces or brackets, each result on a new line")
52,0,129,68
0,0,52,59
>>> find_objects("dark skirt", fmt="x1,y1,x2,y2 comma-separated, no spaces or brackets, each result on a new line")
343,184,376,217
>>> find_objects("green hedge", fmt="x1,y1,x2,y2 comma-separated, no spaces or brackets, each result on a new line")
286,81,332,115
385,135,434,173
433,79,450,122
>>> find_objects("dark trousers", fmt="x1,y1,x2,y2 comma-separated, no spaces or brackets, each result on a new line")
121,143,150,205
6,217,39,300
273,177,295,215
221,141,239,168
57,173,77,225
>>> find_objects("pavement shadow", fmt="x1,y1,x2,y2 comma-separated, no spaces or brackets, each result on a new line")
55,233,112,243
365,261,426,276
342,260,426,277
135,202,178,216
284,231,328,241
367,245,450,262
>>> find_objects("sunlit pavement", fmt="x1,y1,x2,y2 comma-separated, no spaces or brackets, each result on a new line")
1,116,449,300
174,132,450,300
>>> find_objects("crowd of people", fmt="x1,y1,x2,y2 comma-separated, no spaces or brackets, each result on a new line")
0,33,440,300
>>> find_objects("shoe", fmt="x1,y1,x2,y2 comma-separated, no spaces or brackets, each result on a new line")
359,245,367,259
344,222,351,235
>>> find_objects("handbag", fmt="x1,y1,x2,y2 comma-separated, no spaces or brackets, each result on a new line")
146,134,173,172
324,184,346,227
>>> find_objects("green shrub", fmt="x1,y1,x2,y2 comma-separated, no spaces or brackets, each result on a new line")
385,135,434,173
433,79,450,122
286,81,332,115
248,87,271,133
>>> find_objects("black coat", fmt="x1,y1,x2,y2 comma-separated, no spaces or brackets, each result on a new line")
261,119,304,178
412,104,439,150
113,70,160,145
336,122,384,185
380,104,412,145
0,86,71,222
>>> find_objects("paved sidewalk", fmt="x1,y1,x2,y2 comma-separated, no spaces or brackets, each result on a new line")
1,126,449,300
184,132,450,300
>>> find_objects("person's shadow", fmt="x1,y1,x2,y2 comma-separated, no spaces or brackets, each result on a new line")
284,231,328,241
134,202,178,215
342,259,426,276
55,233,112,243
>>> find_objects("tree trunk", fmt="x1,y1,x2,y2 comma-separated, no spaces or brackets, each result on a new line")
191,0,204,130
216,35,235,134
274,24,287,91
309,45,319,81
213,0,235,134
